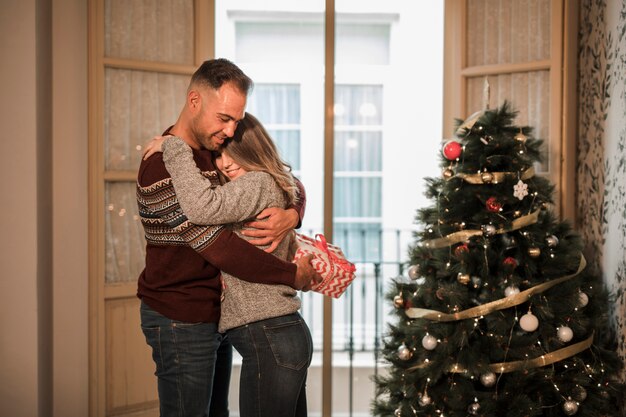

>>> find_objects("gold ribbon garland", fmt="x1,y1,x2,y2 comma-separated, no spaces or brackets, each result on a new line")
423,209,541,249
406,254,586,321
408,333,594,374
450,166,535,185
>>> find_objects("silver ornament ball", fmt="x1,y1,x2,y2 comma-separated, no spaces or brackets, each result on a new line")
397,343,412,360
467,402,481,415
408,264,420,280
546,235,559,247
482,224,497,237
394,407,402,417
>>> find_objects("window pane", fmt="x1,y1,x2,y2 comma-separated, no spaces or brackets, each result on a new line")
104,0,194,64
466,71,550,173
335,131,382,171
105,182,146,283
333,222,381,262
104,68,189,171
247,84,302,170
334,177,382,218
467,0,551,66
247,84,301,124
335,85,383,125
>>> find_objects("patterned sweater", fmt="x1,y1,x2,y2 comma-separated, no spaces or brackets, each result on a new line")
136,143,299,323
162,136,301,331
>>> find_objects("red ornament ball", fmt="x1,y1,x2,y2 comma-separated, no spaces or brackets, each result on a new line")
442,140,462,160
454,243,469,257
503,257,518,268
486,197,502,212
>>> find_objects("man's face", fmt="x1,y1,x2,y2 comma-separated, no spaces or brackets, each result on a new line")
190,82,246,151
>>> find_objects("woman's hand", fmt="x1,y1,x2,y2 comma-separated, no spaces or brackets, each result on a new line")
142,135,171,160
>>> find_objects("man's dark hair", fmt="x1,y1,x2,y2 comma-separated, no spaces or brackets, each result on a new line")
189,58,253,95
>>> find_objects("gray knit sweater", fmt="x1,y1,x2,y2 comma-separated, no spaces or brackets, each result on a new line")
162,136,300,332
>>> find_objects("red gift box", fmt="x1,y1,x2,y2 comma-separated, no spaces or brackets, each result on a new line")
293,233,356,298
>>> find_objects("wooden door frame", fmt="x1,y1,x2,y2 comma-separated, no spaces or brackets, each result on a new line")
87,1,215,415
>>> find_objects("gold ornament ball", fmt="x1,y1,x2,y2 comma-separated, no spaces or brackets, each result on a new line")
443,168,455,179
480,372,496,387
418,393,432,406
562,399,579,416
481,172,494,184
514,131,528,143
457,273,471,285
527,247,541,257
393,295,404,308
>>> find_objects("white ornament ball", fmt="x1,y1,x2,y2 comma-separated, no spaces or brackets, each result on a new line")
397,343,412,360
504,285,520,297
562,399,579,415
408,264,420,280
578,292,589,307
422,334,438,350
394,407,402,417
520,312,539,332
557,326,574,343
480,371,496,387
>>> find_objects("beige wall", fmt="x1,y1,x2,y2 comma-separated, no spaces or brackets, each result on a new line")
0,0,89,416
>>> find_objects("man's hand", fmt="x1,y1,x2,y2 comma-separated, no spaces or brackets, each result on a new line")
142,135,170,160
242,207,299,253
293,254,323,291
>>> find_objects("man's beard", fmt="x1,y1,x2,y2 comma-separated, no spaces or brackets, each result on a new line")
191,116,219,151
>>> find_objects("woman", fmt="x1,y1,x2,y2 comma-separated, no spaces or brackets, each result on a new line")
145,113,312,417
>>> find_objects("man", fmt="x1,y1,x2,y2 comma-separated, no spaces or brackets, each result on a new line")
136,58,319,417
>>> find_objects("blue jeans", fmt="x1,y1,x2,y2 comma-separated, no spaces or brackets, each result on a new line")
227,313,313,417
140,301,232,417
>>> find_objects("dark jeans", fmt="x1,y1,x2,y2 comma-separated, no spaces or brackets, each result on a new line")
140,301,232,417
227,313,313,417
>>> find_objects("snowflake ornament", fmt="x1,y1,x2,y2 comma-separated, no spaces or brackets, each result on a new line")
513,179,529,200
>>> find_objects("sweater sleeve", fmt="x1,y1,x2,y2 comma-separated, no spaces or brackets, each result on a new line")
137,155,296,287
290,177,306,229
162,137,278,225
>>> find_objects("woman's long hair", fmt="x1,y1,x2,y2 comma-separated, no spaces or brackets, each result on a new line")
222,112,299,205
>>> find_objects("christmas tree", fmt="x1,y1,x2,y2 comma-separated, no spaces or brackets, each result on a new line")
373,102,624,417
